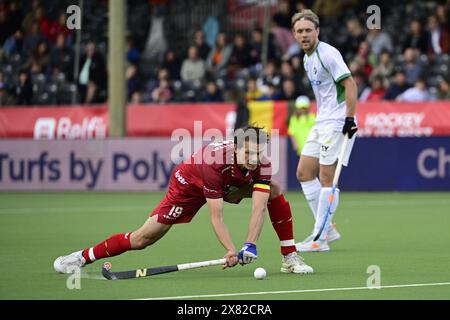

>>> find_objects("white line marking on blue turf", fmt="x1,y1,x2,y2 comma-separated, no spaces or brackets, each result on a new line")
138,282,450,300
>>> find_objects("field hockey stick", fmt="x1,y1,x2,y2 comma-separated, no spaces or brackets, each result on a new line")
313,134,349,241
101,258,226,280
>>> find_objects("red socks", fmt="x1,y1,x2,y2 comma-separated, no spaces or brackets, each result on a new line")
82,232,132,264
267,195,297,256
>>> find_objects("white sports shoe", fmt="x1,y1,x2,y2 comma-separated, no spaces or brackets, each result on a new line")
298,223,341,247
281,252,314,274
296,239,330,252
326,223,341,243
53,250,86,274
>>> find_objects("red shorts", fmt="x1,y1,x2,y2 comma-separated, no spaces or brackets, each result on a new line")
151,167,207,224
150,195,206,224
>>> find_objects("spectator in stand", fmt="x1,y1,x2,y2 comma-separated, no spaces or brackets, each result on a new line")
77,41,107,104
271,1,297,58
126,35,140,65
402,47,423,86
3,29,24,58
49,34,74,80
348,58,362,76
181,45,206,83
193,30,210,61
23,21,44,56
290,53,305,76
437,77,450,100
384,70,411,100
435,3,449,30
427,15,450,55
366,28,393,57
162,49,182,81
12,69,33,105
290,53,313,98
34,7,51,41
151,78,172,103
341,17,366,61
201,80,224,102
259,82,283,101
48,12,74,45
280,60,294,82
206,32,233,78
0,72,10,104
257,60,281,94
280,79,298,101
0,72,6,89
294,1,309,12
280,60,304,92
126,64,142,103
21,0,40,34
402,19,429,54
396,78,431,102
245,78,264,102
360,75,386,102
0,83,16,107
249,28,263,68
352,41,374,80
248,28,278,70
26,40,49,75
370,50,394,88
313,0,346,18
148,67,170,92
353,70,369,100
272,0,291,30
228,33,252,76
7,1,24,35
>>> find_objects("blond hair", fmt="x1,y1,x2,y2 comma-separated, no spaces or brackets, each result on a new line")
291,9,320,29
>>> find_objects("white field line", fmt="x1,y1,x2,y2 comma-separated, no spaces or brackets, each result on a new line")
1,199,450,214
138,281,450,300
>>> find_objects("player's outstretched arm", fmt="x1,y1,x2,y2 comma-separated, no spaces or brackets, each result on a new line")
245,190,270,244
237,190,269,265
206,197,238,269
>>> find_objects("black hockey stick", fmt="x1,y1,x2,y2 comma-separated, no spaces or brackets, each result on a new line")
101,258,226,280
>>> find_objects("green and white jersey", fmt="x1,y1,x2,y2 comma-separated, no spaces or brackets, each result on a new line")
303,41,352,131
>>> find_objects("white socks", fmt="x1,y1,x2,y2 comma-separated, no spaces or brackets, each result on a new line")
300,178,321,219
301,179,340,240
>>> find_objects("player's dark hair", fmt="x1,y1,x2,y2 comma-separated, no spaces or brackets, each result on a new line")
233,125,269,149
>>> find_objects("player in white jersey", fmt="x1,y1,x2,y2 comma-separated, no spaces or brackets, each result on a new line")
291,10,358,252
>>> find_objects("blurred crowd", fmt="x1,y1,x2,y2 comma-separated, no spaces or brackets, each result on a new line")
0,0,449,107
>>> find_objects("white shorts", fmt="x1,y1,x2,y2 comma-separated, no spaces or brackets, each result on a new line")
301,126,356,166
